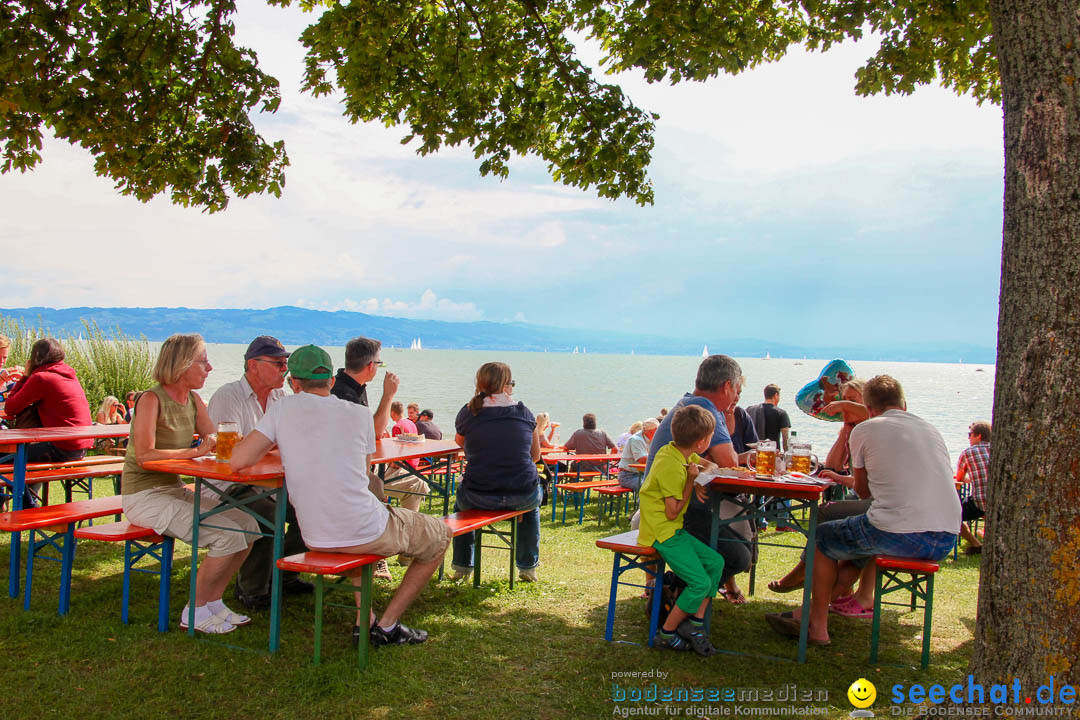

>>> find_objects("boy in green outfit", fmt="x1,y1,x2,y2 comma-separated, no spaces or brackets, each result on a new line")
638,404,725,655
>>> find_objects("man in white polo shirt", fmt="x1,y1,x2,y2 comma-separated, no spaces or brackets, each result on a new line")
765,374,960,647
207,336,311,610
231,345,451,647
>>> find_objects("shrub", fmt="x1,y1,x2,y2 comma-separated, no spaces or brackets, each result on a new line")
0,315,153,414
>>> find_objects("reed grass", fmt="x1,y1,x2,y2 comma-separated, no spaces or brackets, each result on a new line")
0,315,153,412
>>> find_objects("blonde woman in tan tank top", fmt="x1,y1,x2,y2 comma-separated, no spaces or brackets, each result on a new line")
122,334,257,634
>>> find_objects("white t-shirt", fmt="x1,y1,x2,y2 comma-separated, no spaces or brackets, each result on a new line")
206,376,286,493
849,408,961,534
254,392,388,548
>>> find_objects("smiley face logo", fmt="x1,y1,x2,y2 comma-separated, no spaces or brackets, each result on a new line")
847,678,877,709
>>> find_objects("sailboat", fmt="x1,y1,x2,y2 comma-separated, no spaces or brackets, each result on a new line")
409,338,423,350
764,351,771,360
572,346,579,354
701,345,709,358
582,347,587,354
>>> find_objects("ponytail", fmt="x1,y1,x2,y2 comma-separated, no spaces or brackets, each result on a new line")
468,391,487,416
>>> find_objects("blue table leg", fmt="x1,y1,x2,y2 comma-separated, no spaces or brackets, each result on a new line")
269,484,286,653
58,524,76,615
796,500,819,664
8,444,26,599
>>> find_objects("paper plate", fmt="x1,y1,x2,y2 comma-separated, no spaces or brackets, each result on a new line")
795,359,855,422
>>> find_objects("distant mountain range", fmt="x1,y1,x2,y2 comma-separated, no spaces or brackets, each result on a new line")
0,306,997,363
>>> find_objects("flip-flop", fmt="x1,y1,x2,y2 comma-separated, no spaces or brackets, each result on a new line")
722,587,748,605
767,579,803,594
765,612,831,646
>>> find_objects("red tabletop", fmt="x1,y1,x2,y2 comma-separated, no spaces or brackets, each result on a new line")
370,437,461,464
0,424,131,450
543,452,620,464
143,455,284,488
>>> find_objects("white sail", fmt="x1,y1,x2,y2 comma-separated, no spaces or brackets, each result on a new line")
702,345,709,358
764,351,771,360
417,337,422,350
572,346,579,354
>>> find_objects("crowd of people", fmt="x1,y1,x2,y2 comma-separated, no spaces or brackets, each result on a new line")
0,332,991,657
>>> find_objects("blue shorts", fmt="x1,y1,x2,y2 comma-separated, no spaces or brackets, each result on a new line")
816,514,956,567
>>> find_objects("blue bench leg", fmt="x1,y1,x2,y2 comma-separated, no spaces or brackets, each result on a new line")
646,559,665,646
23,529,38,611
604,553,620,642
158,537,174,633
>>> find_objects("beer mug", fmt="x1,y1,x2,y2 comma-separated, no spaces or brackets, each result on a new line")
789,441,819,475
747,439,777,477
216,421,241,462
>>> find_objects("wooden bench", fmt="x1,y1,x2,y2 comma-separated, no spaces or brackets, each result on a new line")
74,521,174,632
596,529,665,646
0,494,124,613
0,459,126,510
595,486,635,526
277,508,529,667
552,476,617,525
869,555,940,669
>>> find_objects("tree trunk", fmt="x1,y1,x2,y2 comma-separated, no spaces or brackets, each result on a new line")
973,0,1080,688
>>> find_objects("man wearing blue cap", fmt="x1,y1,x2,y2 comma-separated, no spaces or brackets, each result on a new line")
232,345,451,647
208,336,311,610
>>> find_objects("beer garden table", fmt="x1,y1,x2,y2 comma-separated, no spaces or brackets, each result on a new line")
0,424,131,598
370,437,462,517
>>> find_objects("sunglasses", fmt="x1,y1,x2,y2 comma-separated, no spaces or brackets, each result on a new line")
255,358,289,369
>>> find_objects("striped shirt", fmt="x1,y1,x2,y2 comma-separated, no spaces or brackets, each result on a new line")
958,442,991,510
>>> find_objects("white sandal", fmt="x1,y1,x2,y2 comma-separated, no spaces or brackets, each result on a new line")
214,606,251,626
179,608,237,635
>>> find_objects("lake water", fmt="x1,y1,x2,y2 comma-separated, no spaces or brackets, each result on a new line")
198,344,995,467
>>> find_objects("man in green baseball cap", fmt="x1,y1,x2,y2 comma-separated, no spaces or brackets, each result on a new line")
232,344,451,648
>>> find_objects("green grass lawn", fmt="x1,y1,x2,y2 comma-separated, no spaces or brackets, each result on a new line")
0,481,981,719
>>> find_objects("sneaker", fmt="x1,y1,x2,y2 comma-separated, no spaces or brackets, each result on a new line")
370,622,429,647
234,585,271,611
283,577,315,595
655,630,692,652
518,567,538,583
676,619,719,657
179,607,237,634
373,559,392,580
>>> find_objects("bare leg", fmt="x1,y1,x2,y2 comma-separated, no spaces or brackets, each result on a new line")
790,549,835,644
850,563,877,608
830,561,864,601
194,547,252,607
960,522,982,549
769,558,805,592
378,554,441,628
662,606,690,633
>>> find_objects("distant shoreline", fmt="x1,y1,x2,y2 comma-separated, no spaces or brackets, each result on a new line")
0,306,999,364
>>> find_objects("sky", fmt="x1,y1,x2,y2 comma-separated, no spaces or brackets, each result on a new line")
0,1,1005,351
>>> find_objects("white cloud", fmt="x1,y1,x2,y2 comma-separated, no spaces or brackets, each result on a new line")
297,290,482,322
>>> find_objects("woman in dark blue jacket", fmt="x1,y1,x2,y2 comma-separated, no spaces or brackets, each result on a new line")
451,362,542,582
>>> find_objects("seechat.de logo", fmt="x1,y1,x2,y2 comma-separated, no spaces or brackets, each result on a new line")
849,678,877,718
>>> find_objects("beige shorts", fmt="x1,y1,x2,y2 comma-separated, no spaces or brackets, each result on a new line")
320,507,450,564
123,484,257,558
383,467,429,501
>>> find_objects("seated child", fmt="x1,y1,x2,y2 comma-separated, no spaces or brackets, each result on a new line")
637,404,725,656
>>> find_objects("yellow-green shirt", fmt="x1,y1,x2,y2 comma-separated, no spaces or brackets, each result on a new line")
121,384,197,495
637,442,701,546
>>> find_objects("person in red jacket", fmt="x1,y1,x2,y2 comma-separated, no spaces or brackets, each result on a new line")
4,338,94,474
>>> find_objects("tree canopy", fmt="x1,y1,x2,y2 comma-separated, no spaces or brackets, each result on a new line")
1,0,998,210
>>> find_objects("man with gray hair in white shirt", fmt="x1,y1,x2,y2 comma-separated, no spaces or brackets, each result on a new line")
207,336,311,610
